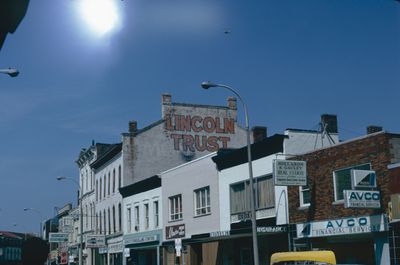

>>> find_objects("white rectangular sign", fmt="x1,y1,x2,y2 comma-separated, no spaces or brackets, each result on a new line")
85,234,106,248
296,214,387,238
351,169,377,189
273,160,307,186
49,233,69,243
344,190,381,209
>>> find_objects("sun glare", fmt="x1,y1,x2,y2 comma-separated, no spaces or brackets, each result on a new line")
78,0,120,36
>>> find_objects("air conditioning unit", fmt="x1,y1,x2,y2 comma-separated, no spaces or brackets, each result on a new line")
389,194,400,222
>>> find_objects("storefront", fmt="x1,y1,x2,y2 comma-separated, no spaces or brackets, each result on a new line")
108,236,123,265
295,214,389,265
160,224,288,265
124,230,162,265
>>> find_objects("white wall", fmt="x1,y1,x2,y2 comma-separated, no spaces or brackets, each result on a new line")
161,152,220,240
95,153,123,236
122,187,162,235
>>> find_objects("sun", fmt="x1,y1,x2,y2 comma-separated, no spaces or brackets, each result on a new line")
78,0,120,36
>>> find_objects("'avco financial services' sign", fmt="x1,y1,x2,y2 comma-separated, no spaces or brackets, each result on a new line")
296,214,387,238
273,160,307,186
344,190,381,209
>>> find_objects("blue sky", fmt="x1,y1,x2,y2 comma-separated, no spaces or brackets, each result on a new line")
0,0,399,234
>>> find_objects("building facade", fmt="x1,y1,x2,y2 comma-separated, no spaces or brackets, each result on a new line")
120,176,162,265
287,131,400,265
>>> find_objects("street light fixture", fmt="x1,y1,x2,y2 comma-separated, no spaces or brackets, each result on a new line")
0,68,19,77
200,81,259,265
23,207,44,238
56,176,83,265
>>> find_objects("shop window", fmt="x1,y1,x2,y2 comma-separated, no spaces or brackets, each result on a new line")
299,185,311,207
194,186,211,216
134,206,140,231
154,201,159,228
333,163,371,201
127,208,131,232
144,203,149,229
169,194,183,221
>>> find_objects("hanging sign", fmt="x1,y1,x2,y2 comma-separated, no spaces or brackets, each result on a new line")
351,169,377,189
273,160,307,186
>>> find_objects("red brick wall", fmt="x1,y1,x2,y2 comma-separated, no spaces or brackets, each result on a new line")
389,166,400,194
288,133,398,224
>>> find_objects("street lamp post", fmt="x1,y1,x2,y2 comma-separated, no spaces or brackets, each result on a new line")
0,68,19,77
57,176,83,265
200,81,259,265
23,207,44,238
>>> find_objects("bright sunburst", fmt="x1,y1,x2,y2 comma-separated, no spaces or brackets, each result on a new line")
78,0,120,36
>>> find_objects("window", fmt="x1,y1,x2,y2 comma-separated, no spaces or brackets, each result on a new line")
108,208,111,235
230,182,250,214
144,203,149,229
333,163,371,201
194,186,211,216
127,208,132,232
256,176,274,209
299,185,311,207
118,203,122,232
86,169,88,192
108,172,111,195
99,179,102,200
230,175,274,214
169,195,183,221
134,206,140,231
118,165,122,188
99,212,102,233
112,206,116,233
154,201,159,228
85,205,88,229
103,175,106,198
96,180,99,201
113,169,116,193
103,210,106,235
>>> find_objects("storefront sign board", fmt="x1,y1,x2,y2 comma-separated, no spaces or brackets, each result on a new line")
166,224,185,240
296,214,387,238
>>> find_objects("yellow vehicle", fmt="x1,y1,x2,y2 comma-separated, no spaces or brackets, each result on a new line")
270,250,336,265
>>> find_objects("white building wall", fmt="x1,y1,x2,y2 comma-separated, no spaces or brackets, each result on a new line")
95,153,123,236
161,153,220,240
219,130,339,231
122,187,162,235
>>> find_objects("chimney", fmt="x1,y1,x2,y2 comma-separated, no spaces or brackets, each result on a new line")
162,93,172,105
252,126,267,143
129,120,137,133
367,125,383,135
321,114,338,134
227,96,237,110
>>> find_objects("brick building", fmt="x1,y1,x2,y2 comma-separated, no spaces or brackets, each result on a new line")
287,131,400,265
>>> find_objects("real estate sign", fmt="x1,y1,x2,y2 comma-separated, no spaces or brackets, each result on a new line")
273,160,307,186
